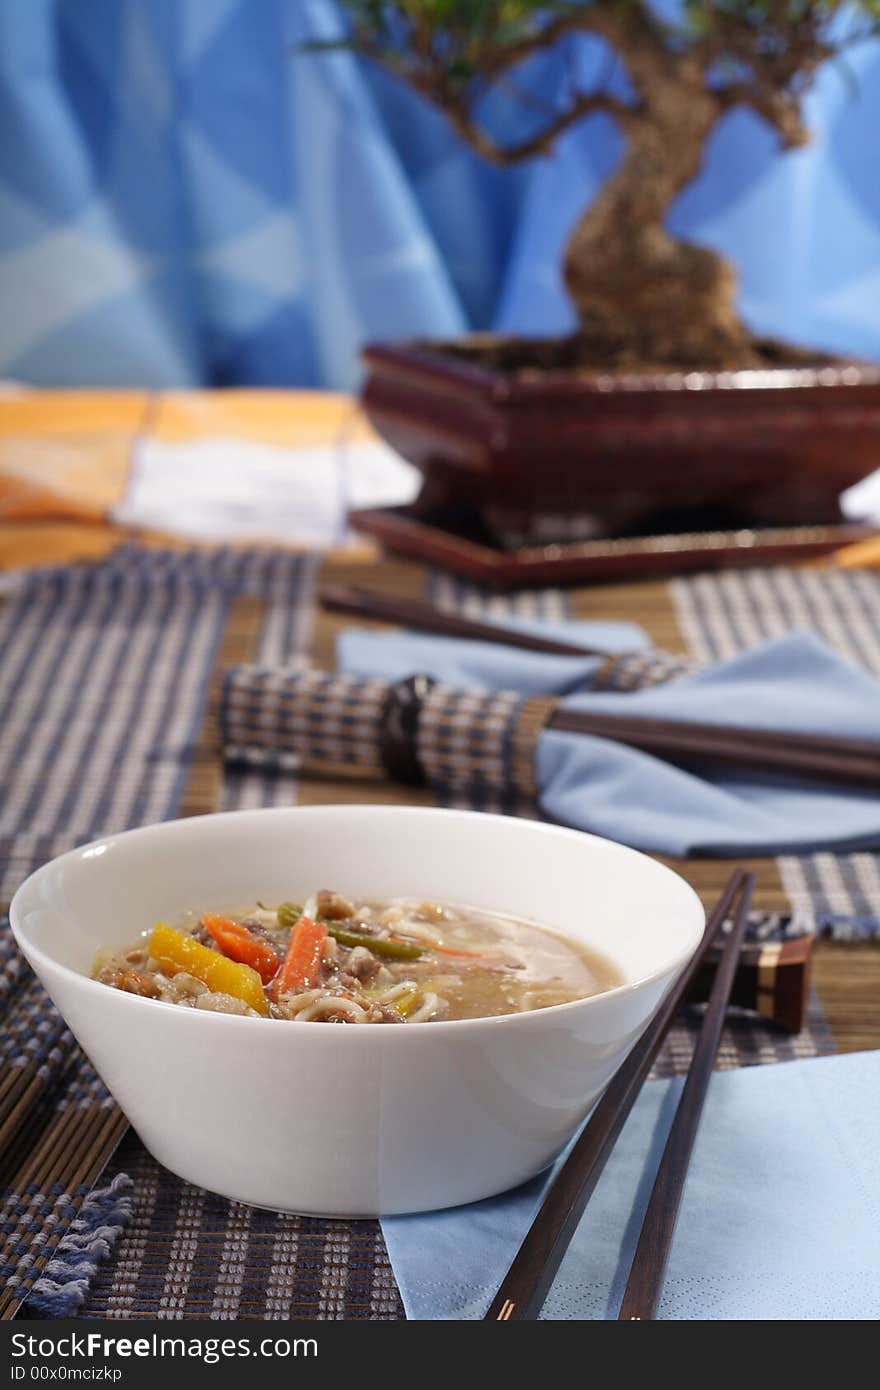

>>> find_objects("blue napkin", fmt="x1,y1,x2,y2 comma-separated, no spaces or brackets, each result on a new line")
381,1049,880,1320
338,626,880,856
339,616,648,697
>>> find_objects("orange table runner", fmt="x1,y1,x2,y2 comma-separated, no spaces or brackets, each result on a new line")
0,387,379,570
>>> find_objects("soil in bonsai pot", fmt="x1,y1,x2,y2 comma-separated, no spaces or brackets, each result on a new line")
437,332,840,380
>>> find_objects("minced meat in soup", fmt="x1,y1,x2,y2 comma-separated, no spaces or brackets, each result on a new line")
92,892,621,1023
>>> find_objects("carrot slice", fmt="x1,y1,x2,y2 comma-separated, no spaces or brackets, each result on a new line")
428,942,484,960
273,916,328,998
201,913,279,985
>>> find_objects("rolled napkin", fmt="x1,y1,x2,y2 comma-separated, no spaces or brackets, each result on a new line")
336,626,880,856
220,628,880,856
380,1049,880,1320
219,616,675,804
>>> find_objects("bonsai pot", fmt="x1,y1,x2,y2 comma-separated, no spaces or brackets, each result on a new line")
360,337,880,540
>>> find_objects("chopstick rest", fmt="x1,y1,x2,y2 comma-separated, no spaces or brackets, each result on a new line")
687,933,811,1035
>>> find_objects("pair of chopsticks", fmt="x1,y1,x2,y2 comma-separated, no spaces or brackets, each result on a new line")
321,584,880,791
486,867,754,1321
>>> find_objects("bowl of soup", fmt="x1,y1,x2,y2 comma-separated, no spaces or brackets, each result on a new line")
10,805,704,1216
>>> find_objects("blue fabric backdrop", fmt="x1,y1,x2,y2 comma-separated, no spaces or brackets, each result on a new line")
0,0,877,390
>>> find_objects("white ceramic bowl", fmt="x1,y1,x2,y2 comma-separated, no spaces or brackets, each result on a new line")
10,805,703,1217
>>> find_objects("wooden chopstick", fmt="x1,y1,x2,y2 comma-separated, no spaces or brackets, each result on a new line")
550,708,880,790
320,583,880,790
617,873,755,1319
484,867,750,1321
551,706,880,762
320,584,606,657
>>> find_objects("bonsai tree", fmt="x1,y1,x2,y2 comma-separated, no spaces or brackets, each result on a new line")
323,2,879,368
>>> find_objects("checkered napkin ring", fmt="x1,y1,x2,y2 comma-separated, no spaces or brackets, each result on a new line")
220,667,555,807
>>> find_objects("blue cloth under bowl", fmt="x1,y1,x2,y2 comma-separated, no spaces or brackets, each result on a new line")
381,1049,880,1320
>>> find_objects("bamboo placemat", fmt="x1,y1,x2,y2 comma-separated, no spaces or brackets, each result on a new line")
0,542,874,1321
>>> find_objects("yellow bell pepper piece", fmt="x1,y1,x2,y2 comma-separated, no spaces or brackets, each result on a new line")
388,986,420,1019
149,923,268,1015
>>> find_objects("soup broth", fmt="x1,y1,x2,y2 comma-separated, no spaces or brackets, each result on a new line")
92,891,622,1023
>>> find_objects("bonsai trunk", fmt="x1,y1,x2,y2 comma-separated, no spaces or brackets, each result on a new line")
564,62,759,369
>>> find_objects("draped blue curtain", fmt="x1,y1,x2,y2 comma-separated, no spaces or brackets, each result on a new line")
0,0,877,390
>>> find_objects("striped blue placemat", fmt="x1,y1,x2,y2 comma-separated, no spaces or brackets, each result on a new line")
0,546,319,1316
1,549,869,1320
672,566,880,939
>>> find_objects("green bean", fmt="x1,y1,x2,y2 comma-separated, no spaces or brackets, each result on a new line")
276,902,425,959
325,924,425,960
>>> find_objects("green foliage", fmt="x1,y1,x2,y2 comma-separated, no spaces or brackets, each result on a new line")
315,2,585,87
332,0,880,79
321,2,880,157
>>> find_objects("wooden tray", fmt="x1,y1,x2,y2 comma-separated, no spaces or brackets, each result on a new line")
349,505,873,588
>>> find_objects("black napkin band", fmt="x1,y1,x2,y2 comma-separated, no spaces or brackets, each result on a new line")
379,674,435,786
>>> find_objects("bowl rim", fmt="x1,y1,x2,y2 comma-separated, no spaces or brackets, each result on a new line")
9,804,705,1038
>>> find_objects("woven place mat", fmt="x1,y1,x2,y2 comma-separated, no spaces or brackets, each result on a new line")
671,566,880,940
0,546,322,1316
1,545,873,1320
